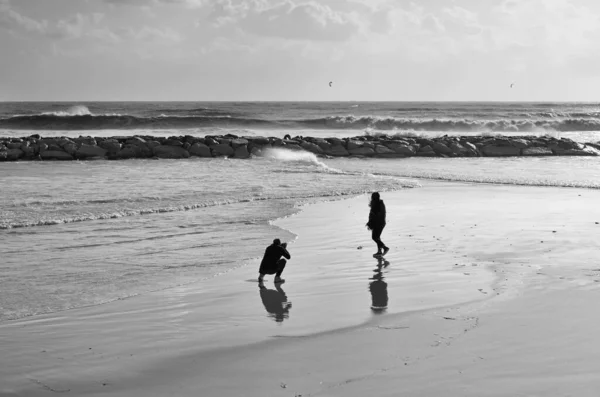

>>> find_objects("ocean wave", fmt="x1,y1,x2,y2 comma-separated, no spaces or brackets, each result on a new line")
303,116,600,132
0,184,417,230
3,112,600,132
0,114,272,130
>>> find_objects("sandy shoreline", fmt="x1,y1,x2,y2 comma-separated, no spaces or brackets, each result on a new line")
2,182,600,396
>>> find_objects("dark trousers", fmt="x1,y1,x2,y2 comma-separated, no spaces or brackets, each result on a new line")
261,259,287,277
371,224,387,251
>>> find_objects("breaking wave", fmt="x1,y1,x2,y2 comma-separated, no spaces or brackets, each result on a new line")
2,111,600,132
262,148,343,173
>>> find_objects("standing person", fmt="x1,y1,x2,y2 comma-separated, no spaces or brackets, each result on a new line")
258,239,291,283
366,192,389,257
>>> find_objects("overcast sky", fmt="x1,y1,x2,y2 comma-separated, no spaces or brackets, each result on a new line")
1,0,600,101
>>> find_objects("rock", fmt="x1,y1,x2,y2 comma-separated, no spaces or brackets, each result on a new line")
189,142,212,157
548,140,583,151
183,136,202,145
432,142,453,155
164,139,183,147
41,150,73,161
114,145,142,159
231,138,249,148
63,143,78,156
347,140,366,151
271,138,285,147
216,138,232,145
417,145,436,157
73,136,97,146
21,143,36,158
57,138,76,149
417,138,436,147
349,146,375,156
248,137,270,146
6,148,24,160
510,139,530,149
7,142,22,149
211,143,234,157
99,140,121,155
146,140,162,149
126,136,147,146
462,141,479,155
385,142,416,156
76,144,107,159
326,144,349,157
554,148,598,156
47,144,63,152
37,143,49,153
283,144,303,151
449,142,470,156
481,145,521,156
375,145,396,155
300,141,324,155
153,145,190,159
326,138,344,145
521,147,553,156
233,145,250,159
0,151,7,161
315,139,332,151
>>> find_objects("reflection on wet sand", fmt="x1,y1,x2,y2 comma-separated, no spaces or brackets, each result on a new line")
369,258,389,314
258,281,292,323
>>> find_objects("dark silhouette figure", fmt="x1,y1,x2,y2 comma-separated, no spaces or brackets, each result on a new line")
369,257,389,314
258,239,291,283
366,192,389,257
258,281,292,322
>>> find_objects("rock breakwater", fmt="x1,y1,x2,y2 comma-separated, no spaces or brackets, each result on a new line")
1,134,599,161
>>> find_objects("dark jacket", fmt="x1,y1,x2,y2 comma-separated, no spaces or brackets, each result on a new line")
368,201,386,229
259,244,291,274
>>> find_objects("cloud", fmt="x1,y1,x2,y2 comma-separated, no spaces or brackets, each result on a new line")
125,26,182,41
103,0,205,7
0,0,48,34
1,1,120,42
492,0,599,49
48,13,119,41
200,0,362,41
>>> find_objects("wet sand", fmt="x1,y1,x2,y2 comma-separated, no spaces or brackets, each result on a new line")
2,182,600,396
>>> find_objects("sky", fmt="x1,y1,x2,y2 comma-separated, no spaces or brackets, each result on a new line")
1,0,600,101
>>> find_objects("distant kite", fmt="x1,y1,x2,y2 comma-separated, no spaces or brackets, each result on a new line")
510,83,515,88
329,81,333,87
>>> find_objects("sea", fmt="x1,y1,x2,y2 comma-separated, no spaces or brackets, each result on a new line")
1,101,600,323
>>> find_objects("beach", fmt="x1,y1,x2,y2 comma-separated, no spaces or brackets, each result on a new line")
2,181,600,396
4,0,600,391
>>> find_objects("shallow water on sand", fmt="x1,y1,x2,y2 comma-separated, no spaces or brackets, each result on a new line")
0,153,415,322
2,149,599,322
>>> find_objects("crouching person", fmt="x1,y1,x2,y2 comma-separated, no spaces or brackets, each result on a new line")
258,239,291,283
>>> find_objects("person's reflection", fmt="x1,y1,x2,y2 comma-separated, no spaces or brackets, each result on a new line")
369,258,389,314
258,281,292,323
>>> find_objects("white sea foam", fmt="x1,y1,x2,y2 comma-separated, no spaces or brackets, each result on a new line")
262,148,343,173
42,105,92,117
